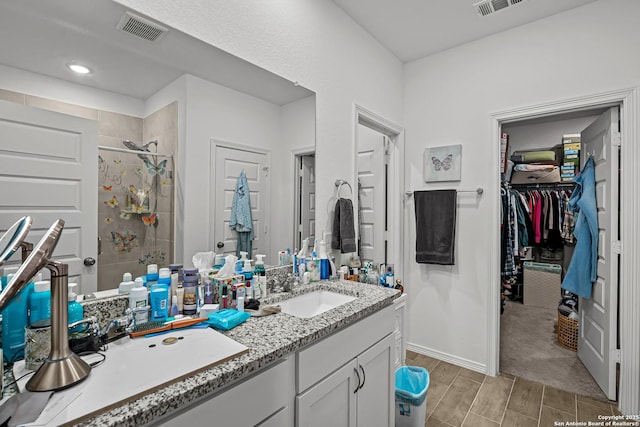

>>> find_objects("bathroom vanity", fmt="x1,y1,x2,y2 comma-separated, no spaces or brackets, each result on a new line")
13,280,401,426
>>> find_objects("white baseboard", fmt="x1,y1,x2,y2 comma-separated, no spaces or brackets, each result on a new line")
406,342,488,375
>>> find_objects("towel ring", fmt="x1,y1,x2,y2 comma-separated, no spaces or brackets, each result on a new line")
335,179,353,198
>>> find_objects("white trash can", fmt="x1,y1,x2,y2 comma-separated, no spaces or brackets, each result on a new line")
395,366,429,427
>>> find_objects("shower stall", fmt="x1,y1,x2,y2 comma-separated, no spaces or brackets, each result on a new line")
97,141,174,291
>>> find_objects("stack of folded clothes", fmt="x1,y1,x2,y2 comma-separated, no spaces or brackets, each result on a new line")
509,145,562,184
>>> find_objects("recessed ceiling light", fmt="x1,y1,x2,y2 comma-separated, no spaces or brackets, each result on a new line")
67,63,92,74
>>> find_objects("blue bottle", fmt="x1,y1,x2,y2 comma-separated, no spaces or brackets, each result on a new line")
29,280,51,324
146,264,159,287
2,274,34,363
68,283,84,333
150,283,169,321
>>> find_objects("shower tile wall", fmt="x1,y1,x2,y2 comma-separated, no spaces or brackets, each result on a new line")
0,88,176,291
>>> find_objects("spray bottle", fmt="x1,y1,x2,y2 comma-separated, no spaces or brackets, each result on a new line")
254,254,266,299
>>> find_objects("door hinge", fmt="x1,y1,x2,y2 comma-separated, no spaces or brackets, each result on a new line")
263,166,270,176
613,240,622,254
613,132,622,148
613,349,622,363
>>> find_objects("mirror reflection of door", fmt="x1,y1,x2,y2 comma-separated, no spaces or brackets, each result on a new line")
357,124,387,265
213,144,269,259
295,154,315,252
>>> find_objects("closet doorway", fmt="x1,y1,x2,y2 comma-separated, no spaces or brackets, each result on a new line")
498,105,620,403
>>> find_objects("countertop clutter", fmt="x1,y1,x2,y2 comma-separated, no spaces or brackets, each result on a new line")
17,280,399,426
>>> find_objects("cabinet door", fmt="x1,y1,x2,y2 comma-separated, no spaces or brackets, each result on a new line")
296,360,358,427
356,333,395,427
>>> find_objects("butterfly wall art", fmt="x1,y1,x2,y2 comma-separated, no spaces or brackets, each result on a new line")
111,230,137,254
424,144,462,182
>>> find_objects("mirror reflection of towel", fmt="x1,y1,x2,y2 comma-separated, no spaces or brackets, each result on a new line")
331,198,356,253
414,190,457,265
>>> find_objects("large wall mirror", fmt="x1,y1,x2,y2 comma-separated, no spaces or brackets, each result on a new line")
0,0,315,296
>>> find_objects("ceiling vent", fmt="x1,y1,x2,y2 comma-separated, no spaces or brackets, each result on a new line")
473,0,526,16
116,12,169,42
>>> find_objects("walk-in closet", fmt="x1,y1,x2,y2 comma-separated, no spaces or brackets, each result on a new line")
498,106,620,403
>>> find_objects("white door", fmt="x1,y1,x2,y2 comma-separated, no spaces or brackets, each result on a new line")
357,124,386,264
578,107,620,400
213,144,269,259
297,155,315,250
0,101,98,293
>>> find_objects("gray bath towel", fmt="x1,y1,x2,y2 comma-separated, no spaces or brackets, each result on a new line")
414,190,457,265
331,198,356,253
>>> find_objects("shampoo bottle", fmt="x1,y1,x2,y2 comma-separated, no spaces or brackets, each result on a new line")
68,283,84,333
254,254,266,299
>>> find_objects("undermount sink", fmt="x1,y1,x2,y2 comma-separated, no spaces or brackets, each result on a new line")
277,290,357,318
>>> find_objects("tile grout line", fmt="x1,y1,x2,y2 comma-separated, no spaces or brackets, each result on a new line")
459,372,486,427
537,384,545,427
498,376,517,426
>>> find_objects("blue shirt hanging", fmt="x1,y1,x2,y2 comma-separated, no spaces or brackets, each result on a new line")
229,171,254,256
561,157,598,299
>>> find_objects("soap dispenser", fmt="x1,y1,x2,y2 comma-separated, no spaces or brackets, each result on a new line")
68,283,84,333
242,259,253,298
318,237,329,280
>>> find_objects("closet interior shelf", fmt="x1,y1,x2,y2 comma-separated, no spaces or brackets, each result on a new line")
508,182,577,190
405,187,483,197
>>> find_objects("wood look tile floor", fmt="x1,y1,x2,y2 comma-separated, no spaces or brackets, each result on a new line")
405,351,620,427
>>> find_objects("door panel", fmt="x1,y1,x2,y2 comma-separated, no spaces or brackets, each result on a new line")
0,101,97,292
299,155,315,248
578,106,619,400
213,145,268,258
357,124,385,263
356,334,394,427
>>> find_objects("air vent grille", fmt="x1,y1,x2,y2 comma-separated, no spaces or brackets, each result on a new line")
473,0,527,16
117,12,168,42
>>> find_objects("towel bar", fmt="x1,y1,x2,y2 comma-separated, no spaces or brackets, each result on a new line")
405,187,483,196
335,179,353,198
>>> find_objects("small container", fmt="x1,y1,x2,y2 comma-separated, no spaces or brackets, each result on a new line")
254,254,267,299
182,268,198,315
150,283,169,321
118,272,136,294
158,268,171,286
170,295,179,316
237,296,245,312
146,264,159,286
129,278,149,323
176,285,184,314
203,276,214,305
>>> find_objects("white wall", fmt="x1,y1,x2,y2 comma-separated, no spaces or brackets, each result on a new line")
113,0,405,245
503,114,599,153
277,95,316,255
403,0,640,371
0,64,144,116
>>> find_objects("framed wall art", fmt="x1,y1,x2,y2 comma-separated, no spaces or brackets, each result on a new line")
424,144,462,182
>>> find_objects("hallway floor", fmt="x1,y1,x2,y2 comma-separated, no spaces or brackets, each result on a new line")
406,350,620,427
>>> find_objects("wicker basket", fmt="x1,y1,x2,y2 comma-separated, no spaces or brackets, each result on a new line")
557,312,578,352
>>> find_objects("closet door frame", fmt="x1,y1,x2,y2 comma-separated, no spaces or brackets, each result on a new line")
489,87,639,415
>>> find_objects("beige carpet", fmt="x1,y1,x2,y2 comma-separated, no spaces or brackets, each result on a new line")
500,299,610,402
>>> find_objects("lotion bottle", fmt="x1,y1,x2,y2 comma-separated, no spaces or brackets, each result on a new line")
118,272,136,295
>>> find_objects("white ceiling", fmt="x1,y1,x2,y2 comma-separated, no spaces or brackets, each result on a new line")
331,0,599,62
0,0,313,105
0,0,599,104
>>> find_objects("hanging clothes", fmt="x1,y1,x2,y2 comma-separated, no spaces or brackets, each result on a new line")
562,157,598,299
229,171,254,257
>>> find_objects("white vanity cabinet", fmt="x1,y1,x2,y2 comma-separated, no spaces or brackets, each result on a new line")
155,355,295,427
393,293,407,370
295,304,396,427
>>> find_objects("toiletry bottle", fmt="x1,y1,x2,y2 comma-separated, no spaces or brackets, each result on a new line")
150,282,169,321
203,274,214,304
182,268,198,315
67,283,84,333
319,238,329,280
170,295,179,316
297,238,309,278
242,260,253,299
118,272,136,294
29,280,51,324
129,277,149,324
2,274,35,363
158,267,171,286
254,254,266,298
308,251,320,282
146,264,159,287
176,285,184,314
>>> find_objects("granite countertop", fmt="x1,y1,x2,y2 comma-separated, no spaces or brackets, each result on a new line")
73,280,400,426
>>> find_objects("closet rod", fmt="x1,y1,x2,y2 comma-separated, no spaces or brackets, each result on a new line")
405,187,483,197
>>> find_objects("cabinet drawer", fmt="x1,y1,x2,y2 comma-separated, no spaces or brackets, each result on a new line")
297,304,395,393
